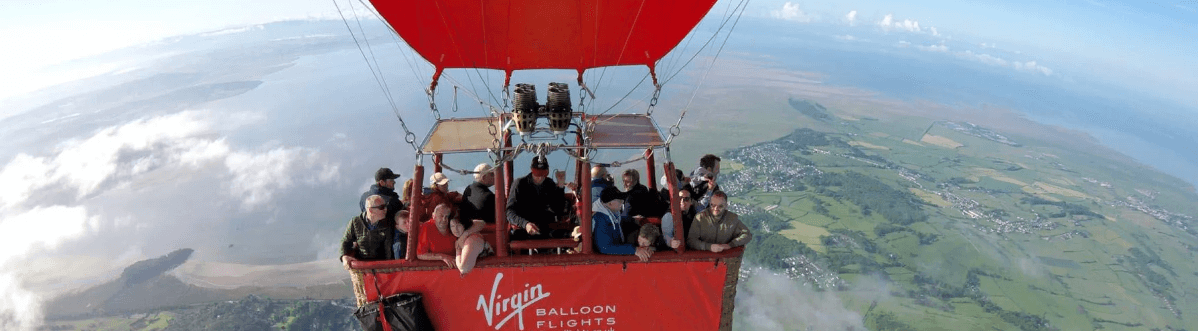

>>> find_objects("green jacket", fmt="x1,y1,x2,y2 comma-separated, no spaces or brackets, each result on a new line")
687,210,752,251
340,213,395,261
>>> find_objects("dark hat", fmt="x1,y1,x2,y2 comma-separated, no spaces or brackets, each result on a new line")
600,186,627,203
375,168,401,181
530,156,550,170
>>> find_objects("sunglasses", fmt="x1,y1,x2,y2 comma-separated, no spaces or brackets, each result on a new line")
369,205,387,210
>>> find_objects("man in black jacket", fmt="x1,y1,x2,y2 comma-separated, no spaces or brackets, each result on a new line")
506,156,566,239
621,168,661,220
359,167,404,220
461,163,497,224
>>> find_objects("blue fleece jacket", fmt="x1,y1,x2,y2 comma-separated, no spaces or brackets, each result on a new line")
592,200,636,255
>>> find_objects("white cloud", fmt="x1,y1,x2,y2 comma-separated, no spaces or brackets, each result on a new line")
953,51,1054,76
835,35,857,41
0,110,343,330
877,13,943,37
772,2,812,22
960,50,1009,67
897,40,911,48
0,205,95,331
845,10,858,26
1013,60,1053,76
917,43,949,52
225,147,340,210
736,270,866,330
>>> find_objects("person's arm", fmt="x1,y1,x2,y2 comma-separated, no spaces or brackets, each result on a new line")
462,220,485,238
340,219,359,269
505,184,531,228
661,213,675,242
594,216,637,255
340,219,357,259
547,179,566,216
416,228,455,267
728,214,753,247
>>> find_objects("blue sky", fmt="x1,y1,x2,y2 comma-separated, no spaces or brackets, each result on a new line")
751,0,1198,110
1,0,1196,110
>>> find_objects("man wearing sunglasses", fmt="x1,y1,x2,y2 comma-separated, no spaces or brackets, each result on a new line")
687,191,752,253
662,189,698,249
340,195,395,270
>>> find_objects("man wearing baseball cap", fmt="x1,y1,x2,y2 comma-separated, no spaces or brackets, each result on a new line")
506,155,567,240
359,167,404,220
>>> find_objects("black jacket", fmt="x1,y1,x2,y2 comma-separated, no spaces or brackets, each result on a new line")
505,174,565,229
461,181,496,224
624,183,661,218
360,184,405,220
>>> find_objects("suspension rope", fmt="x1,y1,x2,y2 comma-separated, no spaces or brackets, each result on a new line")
666,0,749,146
659,0,749,87
334,0,420,154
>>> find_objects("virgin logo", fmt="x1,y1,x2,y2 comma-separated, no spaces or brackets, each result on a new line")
476,272,551,330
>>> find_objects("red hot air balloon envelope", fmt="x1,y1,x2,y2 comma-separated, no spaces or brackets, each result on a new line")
371,0,719,88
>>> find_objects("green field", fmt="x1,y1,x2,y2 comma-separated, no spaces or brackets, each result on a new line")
717,99,1198,330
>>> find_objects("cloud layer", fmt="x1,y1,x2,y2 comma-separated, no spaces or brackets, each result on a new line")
0,110,341,330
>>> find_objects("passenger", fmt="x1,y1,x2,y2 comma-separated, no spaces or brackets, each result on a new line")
359,168,404,220
689,154,721,212
636,223,669,252
460,163,497,224
591,187,653,261
422,172,463,223
340,195,395,270
621,168,661,223
658,169,693,211
687,191,752,253
662,189,698,249
589,166,615,202
418,204,492,275
392,210,411,259
506,156,567,239
400,178,415,206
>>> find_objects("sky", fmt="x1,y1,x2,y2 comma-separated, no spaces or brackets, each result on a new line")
3,0,1197,109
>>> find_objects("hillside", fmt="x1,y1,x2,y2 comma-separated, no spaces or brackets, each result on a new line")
43,251,352,320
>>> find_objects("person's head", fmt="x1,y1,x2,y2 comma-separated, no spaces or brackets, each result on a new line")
394,210,411,233
364,195,387,222
600,186,626,213
474,163,495,186
375,168,401,189
429,172,450,193
622,169,640,190
708,190,728,216
678,189,694,211
699,154,721,178
450,218,465,237
659,168,687,189
401,179,414,202
432,203,452,230
591,166,608,181
530,156,550,185
637,223,661,248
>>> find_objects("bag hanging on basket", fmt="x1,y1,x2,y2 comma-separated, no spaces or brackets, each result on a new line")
353,302,383,331
381,292,435,331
